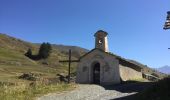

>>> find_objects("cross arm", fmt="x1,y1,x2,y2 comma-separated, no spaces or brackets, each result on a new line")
59,60,80,62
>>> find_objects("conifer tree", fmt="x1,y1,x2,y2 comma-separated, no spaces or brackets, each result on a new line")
38,42,52,59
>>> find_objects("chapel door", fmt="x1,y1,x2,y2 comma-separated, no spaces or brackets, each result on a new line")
93,63,100,84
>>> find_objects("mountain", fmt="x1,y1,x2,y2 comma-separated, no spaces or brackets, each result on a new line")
0,33,88,85
157,65,170,74
35,43,89,58
0,33,88,65
52,44,89,58
0,33,166,81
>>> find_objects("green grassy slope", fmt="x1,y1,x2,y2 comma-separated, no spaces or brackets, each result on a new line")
0,33,82,99
0,33,87,83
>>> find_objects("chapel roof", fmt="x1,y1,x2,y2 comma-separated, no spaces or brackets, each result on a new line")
94,30,108,37
79,48,144,71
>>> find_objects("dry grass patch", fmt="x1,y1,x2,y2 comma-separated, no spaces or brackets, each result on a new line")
0,81,75,100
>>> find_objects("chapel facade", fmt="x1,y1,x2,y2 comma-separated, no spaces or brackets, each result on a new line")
76,30,143,85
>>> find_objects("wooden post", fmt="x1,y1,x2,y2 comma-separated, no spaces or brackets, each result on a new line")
59,49,79,84
68,49,71,83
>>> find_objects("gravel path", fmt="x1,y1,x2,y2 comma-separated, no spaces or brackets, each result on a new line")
37,82,153,100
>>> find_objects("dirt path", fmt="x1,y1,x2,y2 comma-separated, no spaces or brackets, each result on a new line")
37,82,153,100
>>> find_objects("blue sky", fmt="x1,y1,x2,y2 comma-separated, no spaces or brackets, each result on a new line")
0,0,170,68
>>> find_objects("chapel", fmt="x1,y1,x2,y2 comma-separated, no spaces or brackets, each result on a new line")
76,30,143,85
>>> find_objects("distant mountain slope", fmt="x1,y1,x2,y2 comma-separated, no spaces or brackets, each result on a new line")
0,33,88,72
0,33,38,53
0,33,89,84
52,44,89,58
0,33,88,59
157,65,170,74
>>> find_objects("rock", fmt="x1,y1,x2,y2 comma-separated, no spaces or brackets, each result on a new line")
57,74,68,82
19,73,42,81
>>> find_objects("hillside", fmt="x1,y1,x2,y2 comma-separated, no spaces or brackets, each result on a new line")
0,33,166,81
0,33,168,99
35,43,89,59
0,33,87,84
0,33,88,99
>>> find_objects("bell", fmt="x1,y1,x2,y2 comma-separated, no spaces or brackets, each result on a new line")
163,11,170,30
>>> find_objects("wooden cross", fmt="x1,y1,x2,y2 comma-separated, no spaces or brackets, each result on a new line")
59,49,79,83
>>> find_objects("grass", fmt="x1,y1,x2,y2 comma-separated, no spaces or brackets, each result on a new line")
0,82,75,100
0,48,77,100
0,33,83,100
0,48,37,66
0,62,76,100
0,64,76,100
0,50,77,100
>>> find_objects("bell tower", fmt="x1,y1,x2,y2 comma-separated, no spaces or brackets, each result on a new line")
94,30,109,52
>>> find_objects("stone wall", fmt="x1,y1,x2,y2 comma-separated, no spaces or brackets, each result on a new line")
119,64,143,81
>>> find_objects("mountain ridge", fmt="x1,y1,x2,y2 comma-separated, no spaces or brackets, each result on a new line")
157,65,170,74
0,33,87,77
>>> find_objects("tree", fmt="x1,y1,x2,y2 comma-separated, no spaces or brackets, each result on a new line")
25,48,32,58
38,42,52,59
